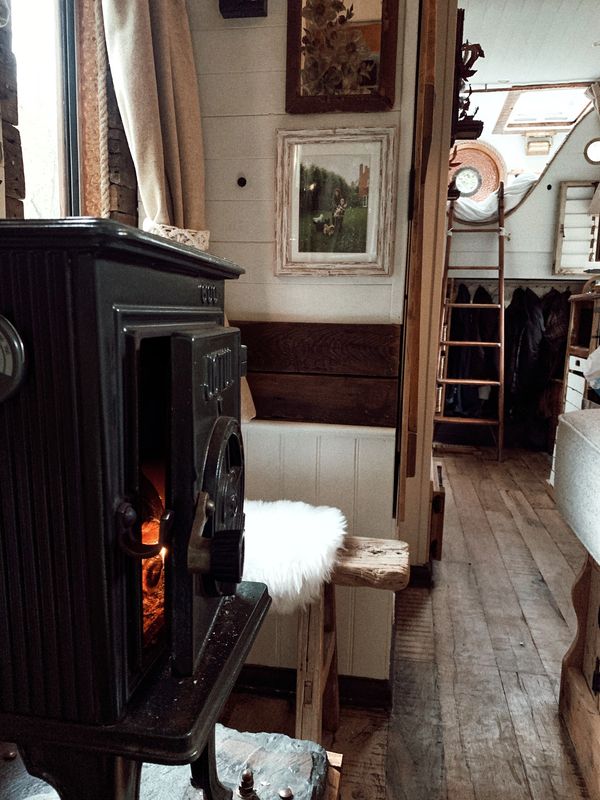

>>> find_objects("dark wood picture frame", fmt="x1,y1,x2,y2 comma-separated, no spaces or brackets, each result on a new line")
285,0,399,114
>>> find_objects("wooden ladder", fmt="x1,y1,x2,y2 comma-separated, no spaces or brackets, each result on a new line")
434,182,506,460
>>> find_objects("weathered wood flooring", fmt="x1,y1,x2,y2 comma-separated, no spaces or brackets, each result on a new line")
222,449,590,800
0,450,590,799
386,448,589,800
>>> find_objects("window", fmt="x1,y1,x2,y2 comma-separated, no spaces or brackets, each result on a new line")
11,0,78,217
585,139,600,165
494,87,591,135
554,181,600,274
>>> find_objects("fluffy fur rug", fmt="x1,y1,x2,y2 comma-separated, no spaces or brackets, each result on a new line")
243,500,347,614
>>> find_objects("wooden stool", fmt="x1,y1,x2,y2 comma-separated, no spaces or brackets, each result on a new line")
295,536,410,742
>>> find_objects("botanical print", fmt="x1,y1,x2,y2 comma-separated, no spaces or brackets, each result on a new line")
298,152,370,254
300,0,382,96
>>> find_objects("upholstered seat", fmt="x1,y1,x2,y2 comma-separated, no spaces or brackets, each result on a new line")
555,409,600,562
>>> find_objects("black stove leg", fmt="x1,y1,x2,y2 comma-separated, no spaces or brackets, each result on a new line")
19,742,142,800
190,727,232,800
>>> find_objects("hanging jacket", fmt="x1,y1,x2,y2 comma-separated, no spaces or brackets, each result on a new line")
539,288,570,384
504,287,545,414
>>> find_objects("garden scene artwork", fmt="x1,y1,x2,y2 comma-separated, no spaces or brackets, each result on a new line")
298,153,371,254
276,128,396,276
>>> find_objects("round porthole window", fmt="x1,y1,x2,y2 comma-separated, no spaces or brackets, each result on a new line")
454,166,483,197
584,139,600,164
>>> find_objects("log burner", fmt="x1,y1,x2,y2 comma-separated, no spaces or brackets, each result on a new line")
0,220,269,799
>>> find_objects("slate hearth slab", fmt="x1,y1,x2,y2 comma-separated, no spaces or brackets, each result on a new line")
0,726,328,800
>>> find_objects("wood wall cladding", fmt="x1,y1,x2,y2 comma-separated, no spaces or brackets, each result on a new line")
0,7,24,219
231,321,402,427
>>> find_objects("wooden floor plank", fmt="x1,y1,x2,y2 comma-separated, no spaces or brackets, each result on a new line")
387,658,445,800
442,471,545,674
501,671,589,800
535,507,587,575
500,489,577,633
450,663,533,800
440,477,471,564
431,577,477,800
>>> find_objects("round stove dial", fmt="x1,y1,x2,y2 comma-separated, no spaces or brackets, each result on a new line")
0,316,26,402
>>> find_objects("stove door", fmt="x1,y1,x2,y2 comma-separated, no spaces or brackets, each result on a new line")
169,325,245,676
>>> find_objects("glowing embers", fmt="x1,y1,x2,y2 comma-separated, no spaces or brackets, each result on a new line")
139,468,166,648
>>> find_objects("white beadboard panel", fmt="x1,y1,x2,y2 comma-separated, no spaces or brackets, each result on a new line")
225,281,395,323
187,0,288,31
242,423,283,500
281,432,319,503
314,435,358,528
200,72,286,118
205,158,276,202
355,436,397,538
206,200,275,242
194,27,287,75
241,421,396,679
350,588,394,678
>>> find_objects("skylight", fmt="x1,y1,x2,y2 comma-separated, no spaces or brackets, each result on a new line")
504,87,591,131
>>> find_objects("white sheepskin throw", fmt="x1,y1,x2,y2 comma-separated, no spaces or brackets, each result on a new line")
243,500,347,614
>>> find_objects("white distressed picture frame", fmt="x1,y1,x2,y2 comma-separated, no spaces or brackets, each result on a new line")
275,127,397,276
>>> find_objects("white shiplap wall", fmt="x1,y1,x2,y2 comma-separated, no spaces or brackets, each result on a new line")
242,421,397,679
187,0,418,324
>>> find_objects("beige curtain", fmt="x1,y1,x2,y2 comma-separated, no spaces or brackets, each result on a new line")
101,0,206,231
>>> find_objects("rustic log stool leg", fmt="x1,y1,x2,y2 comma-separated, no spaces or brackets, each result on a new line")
296,585,327,743
296,536,410,744
19,742,142,800
190,726,232,800
321,583,340,735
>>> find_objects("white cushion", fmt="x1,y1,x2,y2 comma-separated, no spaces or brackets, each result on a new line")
243,500,347,614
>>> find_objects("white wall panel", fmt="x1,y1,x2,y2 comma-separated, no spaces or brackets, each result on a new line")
224,281,395,322
242,421,397,679
193,28,287,75
206,200,275,242
189,0,412,324
205,158,276,202
201,72,285,118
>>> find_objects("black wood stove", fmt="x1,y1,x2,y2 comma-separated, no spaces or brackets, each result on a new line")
0,220,270,799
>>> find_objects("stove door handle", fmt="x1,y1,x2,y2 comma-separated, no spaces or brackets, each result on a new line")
187,490,215,573
117,502,173,559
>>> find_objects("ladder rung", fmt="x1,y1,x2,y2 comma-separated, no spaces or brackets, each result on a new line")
437,378,500,386
446,303,502,309
450,228,502,234
434,415,500,426
447,265,501,270
440,340,501,348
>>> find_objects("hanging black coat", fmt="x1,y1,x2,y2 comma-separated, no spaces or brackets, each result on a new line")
504,287,545,415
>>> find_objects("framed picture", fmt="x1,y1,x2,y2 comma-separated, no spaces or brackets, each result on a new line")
285,0,399,114
275,127,397,276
